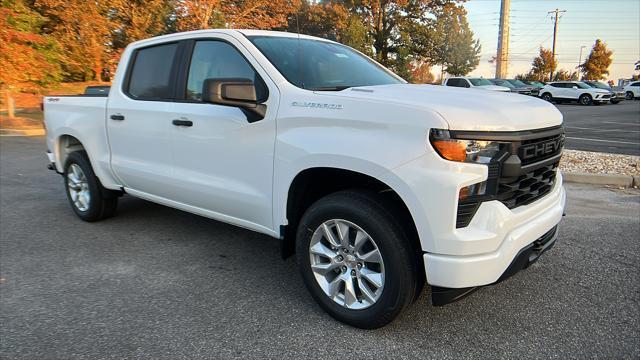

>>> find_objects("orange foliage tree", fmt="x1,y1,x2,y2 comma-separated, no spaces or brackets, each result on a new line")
35,0,115,81
176,0,299,31
1,0,62,117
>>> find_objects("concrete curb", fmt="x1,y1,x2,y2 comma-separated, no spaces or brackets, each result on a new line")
0,128,45,136
562,171,636,188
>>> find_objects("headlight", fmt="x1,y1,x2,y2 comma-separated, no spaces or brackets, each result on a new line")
429,129,504,164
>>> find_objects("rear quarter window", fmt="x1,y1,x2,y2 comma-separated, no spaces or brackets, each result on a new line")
126,43,179,100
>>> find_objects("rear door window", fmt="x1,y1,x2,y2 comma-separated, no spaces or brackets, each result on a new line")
127,43,179,100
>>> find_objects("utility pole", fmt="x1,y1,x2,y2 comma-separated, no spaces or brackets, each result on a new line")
495,0,510,79
548,8,566,81
577,45,586,80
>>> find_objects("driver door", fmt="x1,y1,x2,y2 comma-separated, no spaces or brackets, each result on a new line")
168,36,279,230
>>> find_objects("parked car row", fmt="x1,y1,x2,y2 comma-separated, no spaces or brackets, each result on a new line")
539,80,640,105
443,77,542,96
443,76,639,105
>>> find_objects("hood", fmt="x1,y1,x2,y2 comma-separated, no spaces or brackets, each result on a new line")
594,89,611,94
328,84,563,131
476,85,511,92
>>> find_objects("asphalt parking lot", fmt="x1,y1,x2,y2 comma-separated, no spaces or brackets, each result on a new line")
1,136,639,359
557,100,640,156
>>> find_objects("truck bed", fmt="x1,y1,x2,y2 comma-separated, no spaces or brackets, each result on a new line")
43,95,116,188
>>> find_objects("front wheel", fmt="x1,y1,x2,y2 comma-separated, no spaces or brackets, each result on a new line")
626,91,635,100
579,94,593,105
296,190,419,329
64,151,118,221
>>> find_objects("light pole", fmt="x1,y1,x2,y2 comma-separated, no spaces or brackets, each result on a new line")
577,45,586,80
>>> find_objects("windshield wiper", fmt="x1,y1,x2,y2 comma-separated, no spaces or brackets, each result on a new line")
308,86,352,91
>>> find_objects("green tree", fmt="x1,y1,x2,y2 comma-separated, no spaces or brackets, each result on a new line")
430,3,480,76
287,1,370,55
579,39,613,80
529,47,556,82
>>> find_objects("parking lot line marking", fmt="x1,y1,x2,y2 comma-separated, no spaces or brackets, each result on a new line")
566,126,640,133
566,137,640,145
602,121,640,126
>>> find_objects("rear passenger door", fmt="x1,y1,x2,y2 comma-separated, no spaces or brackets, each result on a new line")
107,42,181,199
550,83,568,98
168,36,279,230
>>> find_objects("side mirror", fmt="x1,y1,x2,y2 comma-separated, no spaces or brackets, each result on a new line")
572,86,578,90
202,78,266,120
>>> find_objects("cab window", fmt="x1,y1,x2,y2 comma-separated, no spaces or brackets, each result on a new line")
185,40,267,102
127,43,179,100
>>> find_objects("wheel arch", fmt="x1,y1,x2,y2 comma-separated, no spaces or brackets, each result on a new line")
279,166,422,262
56,134,87,171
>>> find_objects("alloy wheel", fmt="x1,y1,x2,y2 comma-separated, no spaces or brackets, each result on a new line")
308,219,385,309
67,163,91,211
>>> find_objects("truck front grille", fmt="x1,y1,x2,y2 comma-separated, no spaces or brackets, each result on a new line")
496,162,558,209
452,126,564,228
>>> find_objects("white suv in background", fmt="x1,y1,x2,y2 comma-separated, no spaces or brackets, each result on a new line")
443,77,511,92
623,81,639,99
539,81,612,105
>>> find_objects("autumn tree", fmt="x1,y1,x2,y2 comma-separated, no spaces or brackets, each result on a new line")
529,47,557,82
175,0,225,31
1,0,62,117
553,69,577,81
430,3,480,76
579,39,613,80
177,0,299,31
111,0,176,48
409,61,435,83
35,0,114,81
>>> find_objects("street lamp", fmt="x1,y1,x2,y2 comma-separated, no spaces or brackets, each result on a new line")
577,45,586,80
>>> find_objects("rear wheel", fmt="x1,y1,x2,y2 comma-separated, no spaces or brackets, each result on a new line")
296,190,419,329
626,91,635,100
64,151,118,221
579,94,593,105
541,92,553,102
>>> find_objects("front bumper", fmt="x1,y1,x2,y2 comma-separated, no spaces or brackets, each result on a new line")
432,225,558,305
423,178,566,289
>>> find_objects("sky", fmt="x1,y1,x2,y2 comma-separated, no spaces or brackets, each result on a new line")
463,0,640,81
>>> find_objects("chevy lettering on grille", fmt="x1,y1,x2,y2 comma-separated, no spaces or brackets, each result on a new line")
520,136,564,161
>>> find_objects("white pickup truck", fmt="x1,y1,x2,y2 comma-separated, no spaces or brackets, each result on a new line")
44,29,566,328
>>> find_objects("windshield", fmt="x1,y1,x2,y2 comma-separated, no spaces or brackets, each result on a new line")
248,36,403,90
588,81,611,89
508,79,528,87
469,78,493,86
491,79,515,88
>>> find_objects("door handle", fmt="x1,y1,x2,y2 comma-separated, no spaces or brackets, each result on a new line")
172,119,193,127
110,114,125,121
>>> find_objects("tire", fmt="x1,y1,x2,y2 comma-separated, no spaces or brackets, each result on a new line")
295,190,419,329
579,94,592,105
541,92,553,102
64,151,118,221
611,100,619,104
626,91,635,100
